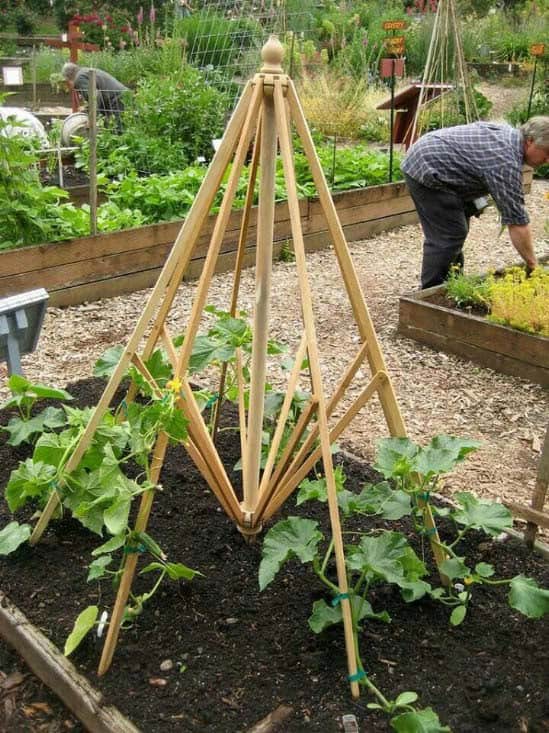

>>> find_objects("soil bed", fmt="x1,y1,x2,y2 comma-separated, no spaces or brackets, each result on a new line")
1,378,548,732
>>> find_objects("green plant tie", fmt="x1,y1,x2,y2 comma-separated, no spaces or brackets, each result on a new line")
348,669,367,682
419,491,431,501
331,592,350,606
205,393,219,409
422,527,437,537
124,543,147,554
120,399,128,414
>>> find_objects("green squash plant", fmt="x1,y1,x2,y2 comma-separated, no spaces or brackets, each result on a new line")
259,436,549,731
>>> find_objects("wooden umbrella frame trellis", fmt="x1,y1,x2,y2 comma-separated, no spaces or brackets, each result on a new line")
28,37,446,695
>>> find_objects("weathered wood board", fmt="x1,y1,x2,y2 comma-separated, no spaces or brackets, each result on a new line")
398,277,548,387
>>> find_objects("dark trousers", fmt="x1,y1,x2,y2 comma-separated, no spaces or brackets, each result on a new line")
404,173,470,289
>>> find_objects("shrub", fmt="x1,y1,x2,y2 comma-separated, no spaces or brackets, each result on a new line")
13,8,37,36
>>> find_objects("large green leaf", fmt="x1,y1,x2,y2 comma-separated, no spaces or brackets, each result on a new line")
347,532,418,586
103,496,131,536
2,406,66,446
0,521,31,555
308,596,390,633
508,575,549,619
374,437,419,479
64,606,99,655
259,517,323,590
5,374,73,402
91,533,127,556
93,345,124,378
439,557,470,581
390,707,451,732
451,492,513,536
6,459,57,511
34,432,71,468
343,482,411,520
412,436,481,478
296,467,346,506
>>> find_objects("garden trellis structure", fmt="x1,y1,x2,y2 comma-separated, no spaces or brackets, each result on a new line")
29,37,446,694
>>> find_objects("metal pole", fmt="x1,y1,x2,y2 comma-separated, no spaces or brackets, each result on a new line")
526,57,537,119
389,59,395,183
88,69,98,236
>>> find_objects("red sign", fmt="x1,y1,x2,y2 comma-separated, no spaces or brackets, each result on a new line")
530,43,545,57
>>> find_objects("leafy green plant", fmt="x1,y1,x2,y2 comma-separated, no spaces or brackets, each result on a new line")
445,268,490,309
445,265,549,336
259,435,549,730
1,370,196,649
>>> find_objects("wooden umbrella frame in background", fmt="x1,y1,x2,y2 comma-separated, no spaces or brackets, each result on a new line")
29,37,446,694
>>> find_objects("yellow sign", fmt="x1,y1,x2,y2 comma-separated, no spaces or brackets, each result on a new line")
383,20,407,30
385,36,405,55
530,43,545,57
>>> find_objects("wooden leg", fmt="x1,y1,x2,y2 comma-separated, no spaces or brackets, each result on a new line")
243,84,278,514
274,79,359,698
98,432,169,675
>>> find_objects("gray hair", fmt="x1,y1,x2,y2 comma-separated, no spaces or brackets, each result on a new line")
520,116,549,148
61,62,80,81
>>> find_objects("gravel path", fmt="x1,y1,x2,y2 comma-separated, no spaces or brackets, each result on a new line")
2,176,547,526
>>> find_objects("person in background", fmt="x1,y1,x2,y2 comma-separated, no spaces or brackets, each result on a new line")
401,116,549,289
61,62,128,131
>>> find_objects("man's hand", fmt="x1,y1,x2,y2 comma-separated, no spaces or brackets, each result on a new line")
507,223,538,270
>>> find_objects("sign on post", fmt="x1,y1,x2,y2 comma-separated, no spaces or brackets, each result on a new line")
530,43,545,56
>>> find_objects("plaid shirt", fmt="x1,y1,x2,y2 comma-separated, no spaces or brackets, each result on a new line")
401,122,529,225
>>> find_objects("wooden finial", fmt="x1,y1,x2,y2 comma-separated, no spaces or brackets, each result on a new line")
260,35,284,74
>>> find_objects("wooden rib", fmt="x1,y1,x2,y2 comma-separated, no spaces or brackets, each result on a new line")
175,79,263,380
255,332,308,512
287,80,406,440
212,117,262,443
30,81,254,545
130,354,162,398
264,373,384,521
98,432,169,675
243,83,278,514
236,348,248,479
524,425,549,546
269,341,370,498
178,379,242,519
274,78,359,698
160,324,178,371
263,398,318,502
185,434,239,522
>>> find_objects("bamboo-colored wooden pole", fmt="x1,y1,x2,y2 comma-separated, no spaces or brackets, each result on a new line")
98,432,169,675
243,57,280,514
286,82,405,440
274,77,359,698
29,81,254,546
263,373,384,521
261,398,318,511
255,332,308,508
211,119,263,443
174,81,263,381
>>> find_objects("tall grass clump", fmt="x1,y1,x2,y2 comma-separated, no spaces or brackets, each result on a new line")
297,71,388,141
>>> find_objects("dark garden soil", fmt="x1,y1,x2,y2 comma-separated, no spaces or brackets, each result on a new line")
424,290,489,317
39,165,89,189
1,378,548,733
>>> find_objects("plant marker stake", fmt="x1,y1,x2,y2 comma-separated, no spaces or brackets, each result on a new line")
527,56,537,119
88,68,98,236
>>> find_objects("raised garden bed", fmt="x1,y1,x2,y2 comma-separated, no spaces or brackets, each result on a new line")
0,182,417,307
398,266,549,387
1,377,549,732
